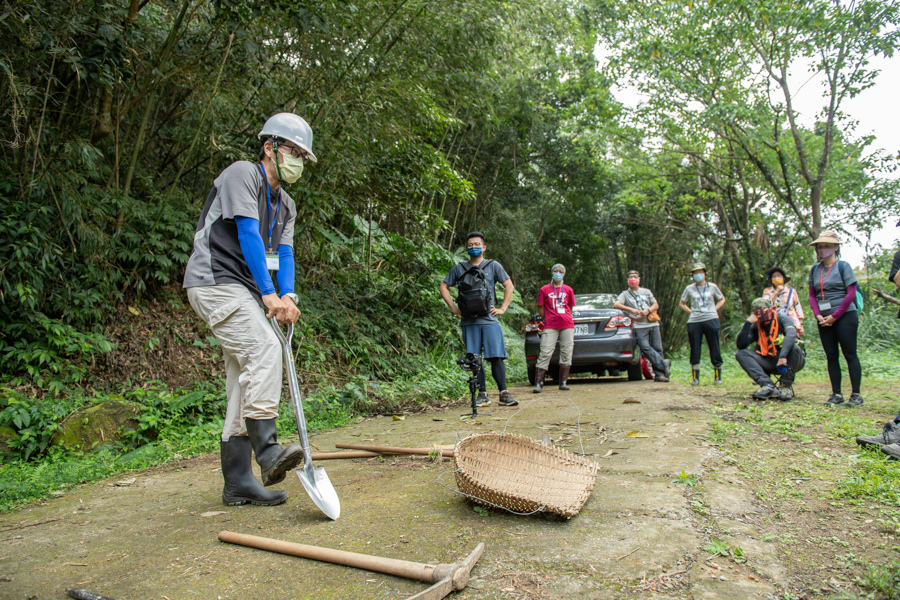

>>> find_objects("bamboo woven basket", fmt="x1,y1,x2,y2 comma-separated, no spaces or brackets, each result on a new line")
453,432,600,518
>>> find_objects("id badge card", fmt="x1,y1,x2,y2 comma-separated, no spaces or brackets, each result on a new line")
557,304,566,314
818,301,832,311
265,252,279,271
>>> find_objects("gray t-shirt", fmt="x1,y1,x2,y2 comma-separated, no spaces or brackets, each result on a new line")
443,259,510,326
616,287,659,329
183,161,296,305
807,260,857,315
680,282,723,323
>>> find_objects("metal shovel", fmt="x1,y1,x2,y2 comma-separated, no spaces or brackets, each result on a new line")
270,317,341,520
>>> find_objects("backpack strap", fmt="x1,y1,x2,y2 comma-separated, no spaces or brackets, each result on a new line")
460,259,492,272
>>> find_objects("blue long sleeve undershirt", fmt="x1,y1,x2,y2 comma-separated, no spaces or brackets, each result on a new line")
276,244,295,296
234,216,295,297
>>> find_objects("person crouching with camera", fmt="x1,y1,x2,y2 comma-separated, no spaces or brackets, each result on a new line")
735,297,805,401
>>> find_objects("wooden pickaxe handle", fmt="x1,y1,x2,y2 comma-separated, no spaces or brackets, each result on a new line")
335,443,454,458
218,531,483,599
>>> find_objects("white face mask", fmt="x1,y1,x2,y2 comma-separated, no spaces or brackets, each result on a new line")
276,150,305,183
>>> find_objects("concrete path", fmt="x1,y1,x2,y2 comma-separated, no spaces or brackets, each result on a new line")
0,378,796,599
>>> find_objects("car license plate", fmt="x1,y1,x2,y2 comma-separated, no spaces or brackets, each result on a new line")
573,324,589,336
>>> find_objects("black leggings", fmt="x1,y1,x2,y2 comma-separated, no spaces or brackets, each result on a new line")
687,319,723,368
478,358,507,392
818,311,861,394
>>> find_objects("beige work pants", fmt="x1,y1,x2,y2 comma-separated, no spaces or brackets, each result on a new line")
187,284,282,441
536,328,574,370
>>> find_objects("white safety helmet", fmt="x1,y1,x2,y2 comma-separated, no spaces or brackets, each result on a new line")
258,113,317,163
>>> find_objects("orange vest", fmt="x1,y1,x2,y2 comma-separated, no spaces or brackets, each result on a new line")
756,317,780,357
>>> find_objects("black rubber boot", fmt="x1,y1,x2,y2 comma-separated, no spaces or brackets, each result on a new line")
533,367,546,393
713,368,722,385
559,365,571,391
691,368,700,386
245,418,304,487
221,437,288,506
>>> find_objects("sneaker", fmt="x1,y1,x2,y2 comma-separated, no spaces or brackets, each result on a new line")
752,383,776,400
843,393,864,407
775,377,793,401
824,393,844,406
475,392,490,407
664,359,672,378
856,422,900,448
498,391,518,407
654,374,670,382
882,443,900,460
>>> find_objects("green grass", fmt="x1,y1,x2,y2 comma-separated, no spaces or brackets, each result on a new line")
665,339,900,386
860,559,900,600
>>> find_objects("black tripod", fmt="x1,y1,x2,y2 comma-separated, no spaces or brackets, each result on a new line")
458,352,490,419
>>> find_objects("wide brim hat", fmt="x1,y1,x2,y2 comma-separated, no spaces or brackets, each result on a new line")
809,230,840,246
690,262,706,272
764,266,791,283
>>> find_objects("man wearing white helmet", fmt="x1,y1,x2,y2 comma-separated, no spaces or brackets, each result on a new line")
183,113,317,506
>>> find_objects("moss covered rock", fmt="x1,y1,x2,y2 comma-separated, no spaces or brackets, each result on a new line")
0,425,19,455
51,399,148,452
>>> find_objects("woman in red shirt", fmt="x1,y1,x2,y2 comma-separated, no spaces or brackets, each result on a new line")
534,264,576,392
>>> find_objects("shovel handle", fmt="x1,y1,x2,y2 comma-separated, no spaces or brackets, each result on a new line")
269,316,311,470
268,316,293,344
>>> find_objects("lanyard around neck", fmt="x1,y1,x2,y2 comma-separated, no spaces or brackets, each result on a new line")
818,261,837,300
553,283,565,305
258,163,280,250
696,282,708,303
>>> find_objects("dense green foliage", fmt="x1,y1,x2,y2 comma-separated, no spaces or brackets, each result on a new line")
0,0,615,390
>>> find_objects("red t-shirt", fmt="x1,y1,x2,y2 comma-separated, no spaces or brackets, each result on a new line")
537,283,575,330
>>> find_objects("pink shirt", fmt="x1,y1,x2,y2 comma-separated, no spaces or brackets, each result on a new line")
538,283,575,330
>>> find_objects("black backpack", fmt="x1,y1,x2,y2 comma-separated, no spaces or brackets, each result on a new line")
456,260,493,318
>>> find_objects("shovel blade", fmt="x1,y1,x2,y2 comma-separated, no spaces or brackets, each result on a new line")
298,465,341,520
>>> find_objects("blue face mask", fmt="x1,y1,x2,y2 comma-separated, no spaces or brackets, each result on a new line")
693,272,705,283
552,272,564,282
467,247,483,258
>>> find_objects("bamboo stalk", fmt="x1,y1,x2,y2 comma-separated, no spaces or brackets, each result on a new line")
29,55,57,186
123,0,192,195
151,33,234,233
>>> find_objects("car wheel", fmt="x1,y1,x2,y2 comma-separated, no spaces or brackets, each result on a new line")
527,365,536,386
627,363,643,381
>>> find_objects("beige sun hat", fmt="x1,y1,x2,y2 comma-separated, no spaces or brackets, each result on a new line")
690,262,706,272
809,230,840,245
